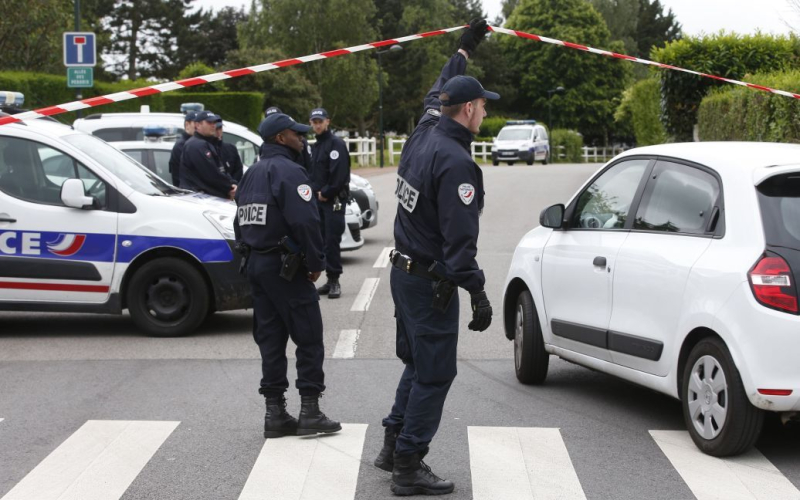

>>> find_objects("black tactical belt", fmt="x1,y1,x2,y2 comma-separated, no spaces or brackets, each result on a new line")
251,246,280,255
390,250,438,281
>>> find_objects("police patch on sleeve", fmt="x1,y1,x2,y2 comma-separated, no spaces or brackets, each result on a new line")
307,144,312,156
297,184,313,202
458,183,476,205
330,150,340,160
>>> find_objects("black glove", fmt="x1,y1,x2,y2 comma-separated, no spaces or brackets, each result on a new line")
459,18,489,56
468,290,492,332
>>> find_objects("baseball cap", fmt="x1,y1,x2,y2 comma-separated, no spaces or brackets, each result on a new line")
265,106,282,117
215,117,223,129
440,76,500,106
258,113,312,139
184,110,198,122
194,110,220,122
309,108,328,121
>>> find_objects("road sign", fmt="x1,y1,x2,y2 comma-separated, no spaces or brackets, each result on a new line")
67,68,94,88
63,32,96,67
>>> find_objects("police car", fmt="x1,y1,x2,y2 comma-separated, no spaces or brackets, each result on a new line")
491,120,550,166
0,112,250,337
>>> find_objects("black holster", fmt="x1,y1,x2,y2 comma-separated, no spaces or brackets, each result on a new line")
428,261,456,312
278,236,303,281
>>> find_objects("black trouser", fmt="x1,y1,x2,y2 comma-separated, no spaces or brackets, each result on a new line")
382,265,460,456
318,201,345,280
247,252,325,396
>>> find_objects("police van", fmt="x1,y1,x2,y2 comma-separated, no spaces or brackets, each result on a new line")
491,120,550,166
0,106,250,337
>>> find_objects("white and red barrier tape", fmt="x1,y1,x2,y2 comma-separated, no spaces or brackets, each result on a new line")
1,24,798,127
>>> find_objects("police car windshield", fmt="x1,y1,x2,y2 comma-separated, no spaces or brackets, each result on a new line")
497,129,532,141
62,133,174,196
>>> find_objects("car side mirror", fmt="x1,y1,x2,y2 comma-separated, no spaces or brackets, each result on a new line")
540,203,565,229
61,178,94,209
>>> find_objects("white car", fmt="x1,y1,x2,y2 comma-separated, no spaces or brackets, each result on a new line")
108,138,367,251
492,120,550,166
0,115,250,336
503,142,800,457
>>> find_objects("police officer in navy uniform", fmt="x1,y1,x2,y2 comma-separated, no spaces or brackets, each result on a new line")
214,118,244,181
235,112,341,438
168,110,196,186
263,106,312,172
372,19,494,496
309,108,350,299
180,111,238,200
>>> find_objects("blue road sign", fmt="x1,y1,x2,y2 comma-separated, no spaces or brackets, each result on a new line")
63,32,96,67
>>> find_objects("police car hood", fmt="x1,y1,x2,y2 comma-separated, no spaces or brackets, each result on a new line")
172,192,236,212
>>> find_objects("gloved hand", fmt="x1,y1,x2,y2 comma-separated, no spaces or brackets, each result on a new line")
468,290,492,332
459,18,489,56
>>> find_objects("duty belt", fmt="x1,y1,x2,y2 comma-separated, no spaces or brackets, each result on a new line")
251,246,281,255
390,250,438,281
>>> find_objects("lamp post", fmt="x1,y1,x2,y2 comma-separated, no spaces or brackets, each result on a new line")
375,44,403,168
547,86,565,131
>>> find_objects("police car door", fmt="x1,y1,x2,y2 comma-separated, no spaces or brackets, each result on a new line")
0,134,117,304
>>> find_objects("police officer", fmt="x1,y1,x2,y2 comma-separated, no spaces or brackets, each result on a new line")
168,110,196,186
180,110,238,200
214,118,244,182
373,19,493,496
264,106,313,172
308,108,350,299
235,112,341,438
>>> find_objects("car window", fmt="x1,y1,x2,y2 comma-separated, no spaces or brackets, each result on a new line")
0,136,107,208
152,150,172,182
572,159,649,229
123,149,145,164
93,127,142,142
634,161,720,235
497,129,532,141
757,173,800,249
223,132,258,166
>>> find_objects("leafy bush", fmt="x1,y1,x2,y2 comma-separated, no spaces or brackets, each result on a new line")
615,77,667,146
652,32,799,141
479,116,513,138
551,129,583,163
698,69,800,142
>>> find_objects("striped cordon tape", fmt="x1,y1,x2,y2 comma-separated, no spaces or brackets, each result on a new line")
1,24,798,127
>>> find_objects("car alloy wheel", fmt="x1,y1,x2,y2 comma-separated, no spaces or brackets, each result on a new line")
687,355,728,440
514,303,524,371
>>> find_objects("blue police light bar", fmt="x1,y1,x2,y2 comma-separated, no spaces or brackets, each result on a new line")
143,125,177,138
505,120,537,125
180,102,204,114
0,92,24,106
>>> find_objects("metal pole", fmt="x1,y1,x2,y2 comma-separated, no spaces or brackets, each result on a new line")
74,0,82,119
378,52,384,168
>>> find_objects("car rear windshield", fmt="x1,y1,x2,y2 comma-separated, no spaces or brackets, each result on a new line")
757,173,800,249
497,129,532,141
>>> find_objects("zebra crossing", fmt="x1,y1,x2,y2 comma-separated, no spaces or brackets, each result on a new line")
1,418,799,500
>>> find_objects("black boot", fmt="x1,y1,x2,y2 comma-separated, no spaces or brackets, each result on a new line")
317,281,332,295
374,427,398,472
297,394,342,436
391,452,454,496
328,281,341,299
263,395,297,439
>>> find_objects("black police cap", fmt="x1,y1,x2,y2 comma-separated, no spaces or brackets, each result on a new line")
194,110,220,122
265,106,282,117
258,113,311,140
309,108,329,121
184,111,198,122
440,76,500,106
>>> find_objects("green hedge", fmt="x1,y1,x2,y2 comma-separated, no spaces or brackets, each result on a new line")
480,116,513,138
652,33,799,141
162,92,263,131
615,78,667,146
551,129,583,163
698,70,800,142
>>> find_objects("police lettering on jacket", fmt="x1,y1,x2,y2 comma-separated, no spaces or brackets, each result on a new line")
180,132,236,199
393,52,486,294
309,130,350,201
234,143,325,273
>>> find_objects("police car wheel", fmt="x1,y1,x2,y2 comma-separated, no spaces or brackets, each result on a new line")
681,338,764,456
526,156,534,166
514,290,549,385
127,258,209,337
542,151,550,165
506,161,514,166
492,158,499,166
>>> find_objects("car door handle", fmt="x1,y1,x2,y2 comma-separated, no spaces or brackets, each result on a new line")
593,256,607,267
0,217,16,223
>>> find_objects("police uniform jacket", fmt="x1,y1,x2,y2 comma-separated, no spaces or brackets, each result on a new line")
394,52,486,294
180,132,237,198
168,130,191,186
219,140,244,182
234,143,325,273
310,130,350,201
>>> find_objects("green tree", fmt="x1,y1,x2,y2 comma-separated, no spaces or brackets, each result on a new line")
636,0,681,59
502,0,631,143
501,0,519,20
177,62,228,92
0,0,72,73
589,0,640,56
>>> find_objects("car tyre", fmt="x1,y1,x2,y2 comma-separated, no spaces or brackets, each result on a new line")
543,151,550,165
127,258,209,337
526,156,534,166
492,157,499,166
681,337,764,456
506,161,514,166
514,290,549,384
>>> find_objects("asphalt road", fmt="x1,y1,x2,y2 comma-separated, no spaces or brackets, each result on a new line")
1,164,799,500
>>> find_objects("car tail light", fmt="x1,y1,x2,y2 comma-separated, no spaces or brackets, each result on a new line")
749,254,798,314
758,389,793,396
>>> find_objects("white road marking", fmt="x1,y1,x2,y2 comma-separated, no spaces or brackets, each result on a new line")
350,278,380,312
373,247,393,268
238,423,367,500
1,420,179,500
332,329,361,359
651,430,800,500
468,426,586,500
